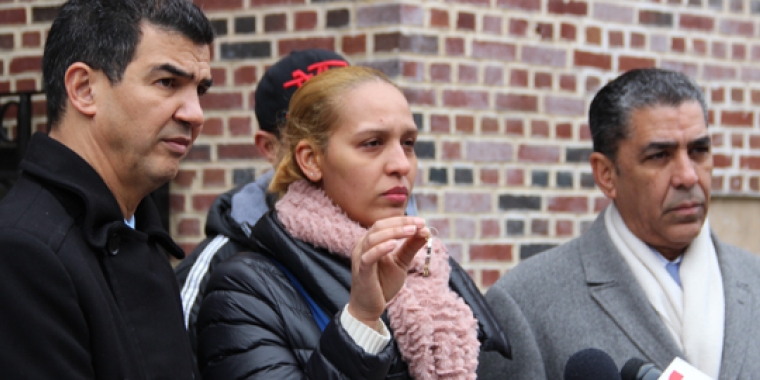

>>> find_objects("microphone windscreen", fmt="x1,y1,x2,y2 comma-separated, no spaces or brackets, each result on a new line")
564,348,622,380
620,358,647,380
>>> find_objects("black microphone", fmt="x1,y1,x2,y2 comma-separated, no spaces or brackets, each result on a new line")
620,358,662,380
564,348,622,380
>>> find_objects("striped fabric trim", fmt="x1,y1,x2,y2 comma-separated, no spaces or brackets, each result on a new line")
180,235,230,327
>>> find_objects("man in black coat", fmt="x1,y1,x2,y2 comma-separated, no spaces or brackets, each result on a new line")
0,0,214,378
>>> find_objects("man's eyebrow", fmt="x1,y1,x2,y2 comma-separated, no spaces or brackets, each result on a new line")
689,136,711,146
641,135,711,152
154,63,213,88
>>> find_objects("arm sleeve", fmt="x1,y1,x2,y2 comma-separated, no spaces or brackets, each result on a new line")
476,283,547,380
0,232,94,379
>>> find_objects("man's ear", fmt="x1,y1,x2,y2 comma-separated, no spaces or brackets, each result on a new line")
590,152,617,199
63,62,99,117
294,140,322,182
254,130,280,165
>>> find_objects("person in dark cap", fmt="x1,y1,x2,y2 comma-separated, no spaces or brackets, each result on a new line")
175,49,418,353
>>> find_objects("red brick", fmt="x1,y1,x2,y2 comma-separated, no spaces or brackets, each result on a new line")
660,60,698,79
703,65,736,80
15,79,36,92
431,114,450,132
483,15,502,34
480,169,499,185
470,244,512,261
750,177,760,192
712,41,727,59
518,145,560,163
264,14,287,32
415,193,438,212
731,134,743,148
9,56,41,74
472,41,516,60
402,88,436,106
536,23,553,40
609,31,624,47
731,88,744,102
711,176,724,192
711,88,724,103
740,156,760,170
218,144,261,160
484,66,504,86
444,193,491,212
631,33,646,48
455,218,476,238
482,117,499,133
403,61,423,81
497,0,539,11
193,194,218,212
496,93,537,112
177,218,201,236
196,0,245,9
0,8,26,24
548,0,588,15
430,9,449,28
446,37,465,56
210,68,226,86
342,35,367,55
170,194,185,213
671,37,685,53
229,117,252,136
713,154,732,168
619,56,656,72
442,141,462,159
721,111,753,127
458,64,478,83
732,44,746,60
455,115,474,134
465,141,514,162
548,196,588,213
586,76,601,93
201,118,224,136
531,219,549,235
530,120,550,137
174,170,197,187
200,92,243,111
593,3,634,23
510,69,528,87
556,220,573,236
505,119,524,135
559,75,576,92
545,96,584,116
443,90,489,109
522,46,566,67
203,169,226,187
234,66,257,85
535,72,552,88
457,12,475,30
750,134,760,148
586,26,601,45
720,19,754,36
481,270,502,287
594,197,611,213
506,168,524,185
22,32,40,47
580,123,592,141
693,39,707,55
560,23,576,40
509,18,529,36
556,122,573,139
295,11,317,30
680,14,714,31
280,38,335,55
574,50,612,70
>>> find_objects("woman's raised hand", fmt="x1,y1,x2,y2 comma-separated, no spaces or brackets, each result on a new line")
346,216,430,329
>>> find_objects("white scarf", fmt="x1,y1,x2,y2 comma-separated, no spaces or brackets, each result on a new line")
605,204,724,378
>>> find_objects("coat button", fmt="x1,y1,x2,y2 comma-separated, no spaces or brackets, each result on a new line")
107,234,120,255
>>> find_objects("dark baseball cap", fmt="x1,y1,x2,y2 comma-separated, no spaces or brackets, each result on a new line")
254,49,349,135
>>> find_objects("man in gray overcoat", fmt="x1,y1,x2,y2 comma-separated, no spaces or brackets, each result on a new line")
479,68,760,380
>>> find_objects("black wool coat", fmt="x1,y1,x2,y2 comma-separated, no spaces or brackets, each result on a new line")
0,133,198,379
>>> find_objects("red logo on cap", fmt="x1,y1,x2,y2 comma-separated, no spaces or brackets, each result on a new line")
283,60,349,89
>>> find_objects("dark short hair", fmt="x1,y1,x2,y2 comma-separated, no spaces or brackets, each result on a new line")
42,0,215,128
588,68,708,161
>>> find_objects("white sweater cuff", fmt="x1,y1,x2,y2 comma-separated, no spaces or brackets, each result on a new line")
339,305,391,355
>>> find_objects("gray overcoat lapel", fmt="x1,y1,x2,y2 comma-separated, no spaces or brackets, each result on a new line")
578,215,683,369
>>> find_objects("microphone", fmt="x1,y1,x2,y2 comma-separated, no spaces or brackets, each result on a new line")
620,357,713,380
620,358,661,380
564,348,622,380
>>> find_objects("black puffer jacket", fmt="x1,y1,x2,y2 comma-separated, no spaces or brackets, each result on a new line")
196,211,510,379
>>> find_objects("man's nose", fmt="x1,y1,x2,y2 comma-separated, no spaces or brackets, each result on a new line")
672,151,698,189
175,89,204,128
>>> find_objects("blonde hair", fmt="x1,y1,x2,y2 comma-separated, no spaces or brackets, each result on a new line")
269,66,396,196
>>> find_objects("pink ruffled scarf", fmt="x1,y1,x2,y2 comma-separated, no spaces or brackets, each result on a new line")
275,180,480,379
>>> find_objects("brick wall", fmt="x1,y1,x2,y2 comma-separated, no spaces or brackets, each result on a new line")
2,0,759,289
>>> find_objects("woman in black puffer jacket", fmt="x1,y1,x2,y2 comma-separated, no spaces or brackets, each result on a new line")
195,66,510,380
